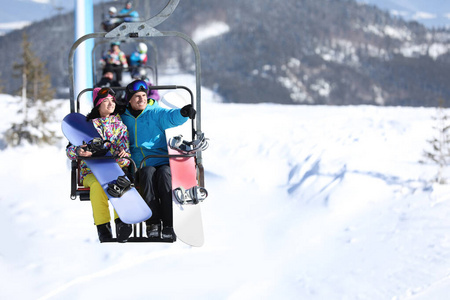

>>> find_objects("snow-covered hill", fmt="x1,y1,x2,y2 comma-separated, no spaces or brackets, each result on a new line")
358,0,450,28
2,75,450,299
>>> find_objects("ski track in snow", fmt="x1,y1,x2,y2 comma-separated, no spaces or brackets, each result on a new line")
2,74,450,299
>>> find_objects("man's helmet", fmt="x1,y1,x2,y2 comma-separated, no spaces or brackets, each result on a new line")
109,7,117,14
137,43,148,54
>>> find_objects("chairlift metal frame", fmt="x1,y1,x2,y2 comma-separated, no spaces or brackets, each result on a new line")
66,0,206,243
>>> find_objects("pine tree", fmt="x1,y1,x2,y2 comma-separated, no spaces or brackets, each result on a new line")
421,98,450,183
12,33,55,103
0,71,4,93
4,33,58,146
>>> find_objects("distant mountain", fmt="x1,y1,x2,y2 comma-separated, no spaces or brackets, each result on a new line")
2,0,449,34
1,0,450,106
357,0,450,29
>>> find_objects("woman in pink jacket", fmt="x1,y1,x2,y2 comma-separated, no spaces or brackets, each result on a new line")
66,87,132,243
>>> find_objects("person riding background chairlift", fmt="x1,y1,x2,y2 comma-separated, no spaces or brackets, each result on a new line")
99,42,128,84
95,64,121,88
102,6,119,31
128,42,148,80
118,1,139,22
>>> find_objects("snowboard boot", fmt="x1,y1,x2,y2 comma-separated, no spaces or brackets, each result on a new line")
162,226,176,241
97,222,112,243
115,219,132,243
146,223,161,239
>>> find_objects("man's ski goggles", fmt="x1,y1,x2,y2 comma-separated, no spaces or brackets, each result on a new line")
127,80,148,94
94,88,116,106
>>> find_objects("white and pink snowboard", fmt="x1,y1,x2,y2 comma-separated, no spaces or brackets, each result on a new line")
159,92,207,247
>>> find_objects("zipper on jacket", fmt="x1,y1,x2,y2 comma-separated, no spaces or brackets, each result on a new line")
130,110,147,167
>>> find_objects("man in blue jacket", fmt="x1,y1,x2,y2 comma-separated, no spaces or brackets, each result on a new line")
118,1,139,22
121,80,196,239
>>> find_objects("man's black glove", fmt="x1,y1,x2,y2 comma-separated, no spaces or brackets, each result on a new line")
180,104,196,119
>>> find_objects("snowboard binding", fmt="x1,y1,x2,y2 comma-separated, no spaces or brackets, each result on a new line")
174,186,208,205
81,137,111,157
107,175,134,198
168,133,209,154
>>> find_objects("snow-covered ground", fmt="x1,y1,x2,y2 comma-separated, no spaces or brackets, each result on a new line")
2,74,450,299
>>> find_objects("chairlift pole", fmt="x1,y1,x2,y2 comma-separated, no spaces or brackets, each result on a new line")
73,0,94,103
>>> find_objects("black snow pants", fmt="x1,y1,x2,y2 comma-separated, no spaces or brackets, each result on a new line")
138,164,173,227
106,63,124,83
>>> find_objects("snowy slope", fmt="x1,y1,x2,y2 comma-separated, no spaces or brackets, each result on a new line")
2,75,450,299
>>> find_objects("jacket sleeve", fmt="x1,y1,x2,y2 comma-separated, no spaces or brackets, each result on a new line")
155,107,188,131
66,144,78,160
120,52,129,68
117,127,131,155
113,118,131,168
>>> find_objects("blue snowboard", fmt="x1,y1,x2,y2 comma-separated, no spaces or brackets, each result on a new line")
62,113,152,224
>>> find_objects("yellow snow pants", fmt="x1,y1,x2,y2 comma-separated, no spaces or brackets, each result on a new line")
83,173,118,225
